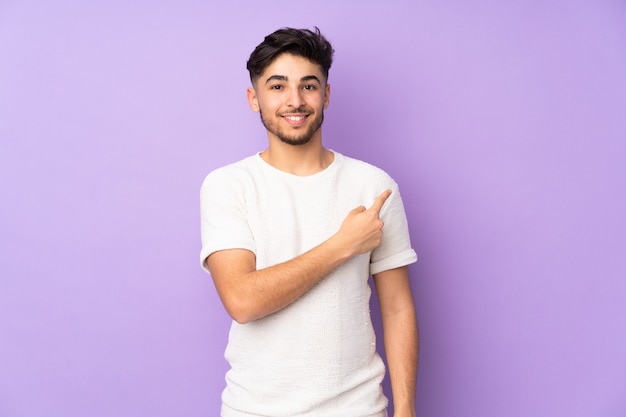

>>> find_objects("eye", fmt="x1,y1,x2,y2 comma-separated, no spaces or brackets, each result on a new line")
303,84,317,91
270,84,283,90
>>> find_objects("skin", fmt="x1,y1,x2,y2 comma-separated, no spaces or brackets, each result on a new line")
374,266,419,417
207,52,418,417
246,53,332,176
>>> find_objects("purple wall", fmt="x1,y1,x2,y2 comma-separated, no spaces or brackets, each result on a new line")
1,1,625,416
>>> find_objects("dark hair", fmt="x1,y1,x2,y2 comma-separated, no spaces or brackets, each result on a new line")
246,27,334,84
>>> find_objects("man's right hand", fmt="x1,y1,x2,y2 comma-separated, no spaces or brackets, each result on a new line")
334,189,392,257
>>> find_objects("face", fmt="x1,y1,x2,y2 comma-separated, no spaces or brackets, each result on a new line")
247,53,330,146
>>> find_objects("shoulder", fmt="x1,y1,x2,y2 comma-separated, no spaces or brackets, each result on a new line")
337,153,398,189
200,155,259,191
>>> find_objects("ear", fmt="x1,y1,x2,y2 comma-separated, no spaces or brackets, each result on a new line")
323,83,331,110
247,87,260,112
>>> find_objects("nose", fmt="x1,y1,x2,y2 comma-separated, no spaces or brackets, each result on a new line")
286,87,305,109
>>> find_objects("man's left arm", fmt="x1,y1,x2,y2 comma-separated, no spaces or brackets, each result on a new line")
373,265,418,417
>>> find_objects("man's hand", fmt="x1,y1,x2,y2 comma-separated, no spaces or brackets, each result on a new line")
333,189,391,257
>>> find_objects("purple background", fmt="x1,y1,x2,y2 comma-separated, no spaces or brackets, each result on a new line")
1,1,625,416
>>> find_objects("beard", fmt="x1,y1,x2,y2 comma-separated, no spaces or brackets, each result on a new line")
259,107,324,146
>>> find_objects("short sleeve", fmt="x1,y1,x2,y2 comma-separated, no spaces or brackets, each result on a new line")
369,180,417,275
199,169,256,273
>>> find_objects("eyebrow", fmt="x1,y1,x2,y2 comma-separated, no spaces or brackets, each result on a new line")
265,75,322,85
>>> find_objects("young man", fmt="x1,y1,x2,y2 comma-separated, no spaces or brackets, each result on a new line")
200,27,418,417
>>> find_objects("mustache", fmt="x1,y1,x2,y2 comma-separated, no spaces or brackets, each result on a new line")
281,106,311,114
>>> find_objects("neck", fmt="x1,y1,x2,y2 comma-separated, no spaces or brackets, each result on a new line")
260,138,334,176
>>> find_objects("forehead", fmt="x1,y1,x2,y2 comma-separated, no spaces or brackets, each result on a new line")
260,53,325,81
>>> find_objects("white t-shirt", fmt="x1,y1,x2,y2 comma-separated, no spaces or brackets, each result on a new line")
200,151,417,417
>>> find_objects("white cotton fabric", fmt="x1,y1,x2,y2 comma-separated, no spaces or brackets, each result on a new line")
200,151,417,417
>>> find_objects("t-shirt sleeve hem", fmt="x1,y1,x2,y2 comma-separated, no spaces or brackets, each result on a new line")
200,243,256,274
369,249,418,276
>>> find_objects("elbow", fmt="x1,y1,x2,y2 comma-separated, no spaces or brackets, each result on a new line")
213,282,259,324
228,310,254,325
222,297,258,324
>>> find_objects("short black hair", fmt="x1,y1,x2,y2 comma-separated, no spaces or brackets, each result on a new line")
246,27,334,84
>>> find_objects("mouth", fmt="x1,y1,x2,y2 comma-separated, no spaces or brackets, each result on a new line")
281,113,309,126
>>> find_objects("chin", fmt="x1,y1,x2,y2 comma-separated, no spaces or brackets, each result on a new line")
278,136,313,146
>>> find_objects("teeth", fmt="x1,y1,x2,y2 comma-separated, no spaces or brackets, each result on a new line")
285,116,305,121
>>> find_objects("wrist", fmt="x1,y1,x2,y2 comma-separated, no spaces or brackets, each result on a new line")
324,232,356,263
392,403,416,417
393,411,416,417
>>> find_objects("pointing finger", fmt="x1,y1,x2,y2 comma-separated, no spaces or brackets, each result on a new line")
369,189,392,214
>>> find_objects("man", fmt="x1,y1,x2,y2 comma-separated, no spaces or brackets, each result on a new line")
200,27,418,417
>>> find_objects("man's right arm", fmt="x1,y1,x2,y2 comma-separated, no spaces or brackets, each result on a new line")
206,189,392,324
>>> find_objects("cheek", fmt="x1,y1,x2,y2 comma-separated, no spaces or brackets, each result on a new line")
258,96,282,112
306,94,325,109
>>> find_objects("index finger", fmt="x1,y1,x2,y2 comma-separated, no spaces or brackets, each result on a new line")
369,189,392,214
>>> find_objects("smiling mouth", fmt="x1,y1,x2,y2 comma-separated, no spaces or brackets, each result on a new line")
281,114,309,125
